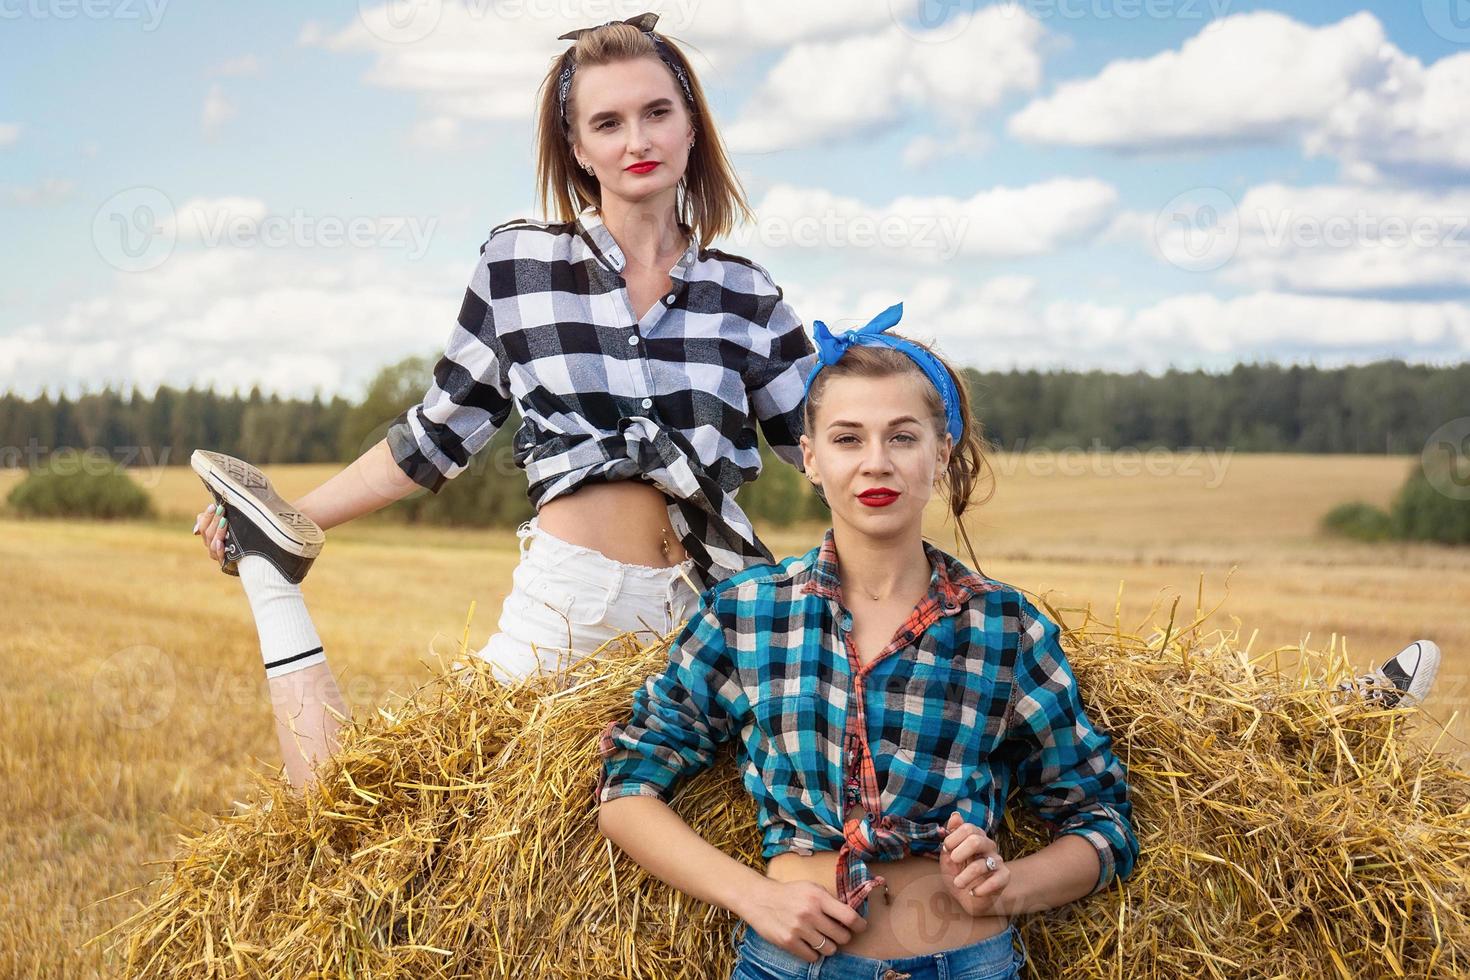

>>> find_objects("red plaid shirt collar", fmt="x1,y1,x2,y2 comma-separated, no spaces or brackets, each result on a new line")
799,526,994,612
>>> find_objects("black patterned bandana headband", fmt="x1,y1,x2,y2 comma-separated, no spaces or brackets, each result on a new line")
555,11,694,131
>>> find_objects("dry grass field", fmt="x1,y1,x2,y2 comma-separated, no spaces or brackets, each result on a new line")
1,451,1465,978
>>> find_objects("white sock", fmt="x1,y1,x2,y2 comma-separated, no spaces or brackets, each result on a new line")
238,555,328,679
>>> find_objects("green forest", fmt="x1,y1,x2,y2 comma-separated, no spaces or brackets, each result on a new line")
4,356,1464,466
2,355,1466,534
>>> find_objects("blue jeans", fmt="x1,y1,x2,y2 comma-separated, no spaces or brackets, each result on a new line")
730,922,1027,980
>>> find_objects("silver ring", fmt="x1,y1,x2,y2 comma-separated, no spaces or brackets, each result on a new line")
985,856,998,872
812,937,828,952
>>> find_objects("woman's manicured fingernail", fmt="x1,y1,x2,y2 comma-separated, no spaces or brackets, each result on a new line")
192,517,201,534
218,518,227,527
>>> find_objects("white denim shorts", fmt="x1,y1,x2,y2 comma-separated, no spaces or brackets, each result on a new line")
469,517,703,685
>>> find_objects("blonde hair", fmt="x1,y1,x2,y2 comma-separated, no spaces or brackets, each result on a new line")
803,340,997,575
533,23,752,243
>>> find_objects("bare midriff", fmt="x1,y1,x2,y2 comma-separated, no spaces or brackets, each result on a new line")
535,480,689,568
764,850,1009,959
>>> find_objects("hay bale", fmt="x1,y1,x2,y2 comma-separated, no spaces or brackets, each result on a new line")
98,597,1470,979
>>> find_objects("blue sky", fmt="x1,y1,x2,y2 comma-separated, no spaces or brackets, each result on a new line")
3,0,1470,398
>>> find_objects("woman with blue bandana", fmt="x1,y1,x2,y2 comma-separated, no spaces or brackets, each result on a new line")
597,303,1139,978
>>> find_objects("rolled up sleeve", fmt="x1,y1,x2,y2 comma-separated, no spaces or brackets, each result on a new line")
742,267,817,471
595,592,739,806
1005,598,1139,894
385,237,515,493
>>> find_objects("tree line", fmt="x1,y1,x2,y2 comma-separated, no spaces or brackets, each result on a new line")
3,357,1463,468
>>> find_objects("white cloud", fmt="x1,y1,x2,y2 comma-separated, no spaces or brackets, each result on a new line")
1009,11,1391,152
4,178,74,207
1129,291,1468,355
1010,9,1470,183
410,115,464,150
781,273,1470,375
306,5,572,124
902,130,992,170
11,251,1464,400
0,185,482,398
202,83,236,137
1222,183,1470,294
210,54,261,76
306,1,1006,136
0,247,468,399
0,123,19,148
1307,50,1470,184
1113,183,1470,295
673,0,896,58
737,177,1117,262
167,196,271,245
725,8,1044,153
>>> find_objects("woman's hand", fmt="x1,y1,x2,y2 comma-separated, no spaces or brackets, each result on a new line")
939,811,1013,918
192,502,227,564
736,878,866,963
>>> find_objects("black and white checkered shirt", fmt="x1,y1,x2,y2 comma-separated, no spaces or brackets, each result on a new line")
386,206,817,585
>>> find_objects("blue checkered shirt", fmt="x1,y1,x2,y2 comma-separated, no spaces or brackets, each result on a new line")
596,528,1139,915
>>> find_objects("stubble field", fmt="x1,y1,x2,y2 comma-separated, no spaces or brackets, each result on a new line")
1,451,1465,978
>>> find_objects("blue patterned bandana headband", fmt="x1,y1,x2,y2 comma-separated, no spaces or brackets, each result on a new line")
802,302,965,444
555,12,694,131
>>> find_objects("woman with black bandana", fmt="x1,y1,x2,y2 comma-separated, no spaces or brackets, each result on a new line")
188,13,819,792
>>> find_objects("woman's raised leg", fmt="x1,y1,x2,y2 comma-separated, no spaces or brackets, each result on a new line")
193,451,349,793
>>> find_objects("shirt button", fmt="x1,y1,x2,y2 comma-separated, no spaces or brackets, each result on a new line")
664,292,676,304
841,615,853,632
641,397,653,409
627,334,640,346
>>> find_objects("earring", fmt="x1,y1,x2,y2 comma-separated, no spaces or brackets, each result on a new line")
581,162,594,175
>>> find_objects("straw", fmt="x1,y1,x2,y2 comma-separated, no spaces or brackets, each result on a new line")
95,595,1470,978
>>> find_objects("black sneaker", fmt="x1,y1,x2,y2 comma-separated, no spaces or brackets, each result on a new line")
1340,640,1442,708
190,450,324,584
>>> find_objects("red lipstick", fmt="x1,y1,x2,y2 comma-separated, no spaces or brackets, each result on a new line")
626,161,659,174
858,487,900,508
